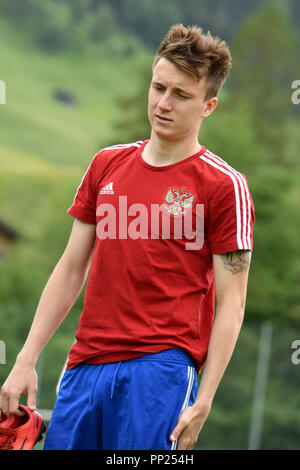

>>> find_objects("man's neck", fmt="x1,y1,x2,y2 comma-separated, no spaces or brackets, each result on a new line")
142,133,202,167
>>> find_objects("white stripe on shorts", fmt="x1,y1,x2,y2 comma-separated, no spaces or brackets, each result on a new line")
171,366,195,450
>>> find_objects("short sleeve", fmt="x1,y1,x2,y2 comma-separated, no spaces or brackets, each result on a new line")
67,153,100,224
208,173,255,254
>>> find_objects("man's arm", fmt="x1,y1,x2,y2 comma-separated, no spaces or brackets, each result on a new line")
0,219,96,417
170,250,252,450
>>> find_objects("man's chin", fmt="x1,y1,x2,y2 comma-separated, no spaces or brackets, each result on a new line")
152,126,180,142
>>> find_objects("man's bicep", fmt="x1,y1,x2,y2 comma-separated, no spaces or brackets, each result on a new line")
62,218,96,273
216,250,252,275
213,250,252,308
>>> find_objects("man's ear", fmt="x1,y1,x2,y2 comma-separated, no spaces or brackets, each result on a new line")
201,97,218,118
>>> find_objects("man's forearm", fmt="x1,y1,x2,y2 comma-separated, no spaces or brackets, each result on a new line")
169,304,245,448
194,303,244,408
17,257,88,366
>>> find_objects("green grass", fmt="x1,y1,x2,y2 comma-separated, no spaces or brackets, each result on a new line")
0,17,150,234
0,17,149,167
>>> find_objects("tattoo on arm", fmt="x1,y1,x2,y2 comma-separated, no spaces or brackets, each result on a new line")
221,250,251,275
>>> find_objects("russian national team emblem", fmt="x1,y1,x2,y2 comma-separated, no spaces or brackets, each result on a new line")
164,188,195,216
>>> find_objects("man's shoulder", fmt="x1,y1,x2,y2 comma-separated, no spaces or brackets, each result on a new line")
97,140,146,158
199,147,254,218
87,140,146,174
199,147,247,187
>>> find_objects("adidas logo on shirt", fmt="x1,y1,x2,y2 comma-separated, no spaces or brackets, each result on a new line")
100,182,114,195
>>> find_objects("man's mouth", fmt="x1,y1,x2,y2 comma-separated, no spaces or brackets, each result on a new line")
155,114,173,123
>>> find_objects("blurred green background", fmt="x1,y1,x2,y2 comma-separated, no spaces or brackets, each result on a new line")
0,0,300,450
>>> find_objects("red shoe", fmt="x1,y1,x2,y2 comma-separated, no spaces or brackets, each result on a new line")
0,405,47,450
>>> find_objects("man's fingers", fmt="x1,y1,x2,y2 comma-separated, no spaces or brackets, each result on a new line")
0,365,38,417
8,391,23,416
177,432,197,450
0,388,9,417
0,389,22,417
170,418,186,442
170,406,204,450
27,387,37,411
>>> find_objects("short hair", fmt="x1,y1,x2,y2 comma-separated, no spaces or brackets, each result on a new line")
153,24,232,99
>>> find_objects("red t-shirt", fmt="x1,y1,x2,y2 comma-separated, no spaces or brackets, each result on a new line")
66,140,255,374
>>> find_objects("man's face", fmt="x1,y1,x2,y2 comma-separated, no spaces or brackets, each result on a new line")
148,57,217,142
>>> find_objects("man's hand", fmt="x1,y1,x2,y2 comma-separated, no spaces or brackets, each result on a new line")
0,357,38,417
170,402,211,450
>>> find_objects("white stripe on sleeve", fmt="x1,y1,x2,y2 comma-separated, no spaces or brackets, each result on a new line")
200,152,252,250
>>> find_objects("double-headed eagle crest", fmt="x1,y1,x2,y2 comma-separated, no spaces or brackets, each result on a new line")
164,188,195,216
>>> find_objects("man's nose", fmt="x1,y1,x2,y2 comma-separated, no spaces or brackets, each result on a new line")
158,91,172,111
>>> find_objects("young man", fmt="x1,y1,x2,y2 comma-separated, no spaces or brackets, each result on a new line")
0,24,254,450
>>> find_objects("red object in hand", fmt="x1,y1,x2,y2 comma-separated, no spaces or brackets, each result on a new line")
0,405,47,450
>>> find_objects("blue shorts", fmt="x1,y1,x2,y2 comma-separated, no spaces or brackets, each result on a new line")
43,349,198,450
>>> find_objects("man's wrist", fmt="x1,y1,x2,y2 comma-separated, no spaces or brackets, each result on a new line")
16,350,38,367
192,395,213,415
